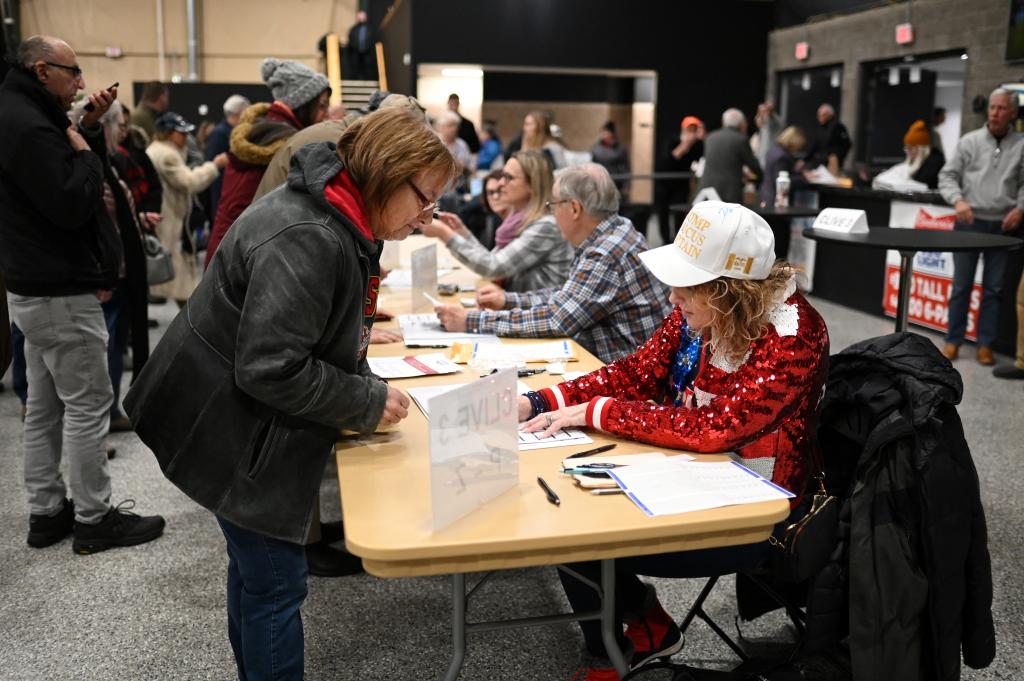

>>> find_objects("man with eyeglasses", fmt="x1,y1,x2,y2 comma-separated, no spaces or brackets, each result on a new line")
0,35,166,554
939,87,1024,367
434,163,671,363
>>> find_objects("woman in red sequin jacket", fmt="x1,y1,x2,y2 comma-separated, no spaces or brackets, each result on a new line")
518,201,829,678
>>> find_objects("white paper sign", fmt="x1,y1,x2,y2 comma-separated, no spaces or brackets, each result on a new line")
410,244,438,313
379,241,401,271
428,369,519,530
812,208,868,234
691,187,721,204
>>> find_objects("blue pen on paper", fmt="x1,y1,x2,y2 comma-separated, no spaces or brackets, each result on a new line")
560,463,622,475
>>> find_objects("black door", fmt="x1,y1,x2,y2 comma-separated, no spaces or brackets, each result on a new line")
860,66,937,172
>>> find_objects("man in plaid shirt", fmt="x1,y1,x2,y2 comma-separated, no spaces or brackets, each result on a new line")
435,164,670,363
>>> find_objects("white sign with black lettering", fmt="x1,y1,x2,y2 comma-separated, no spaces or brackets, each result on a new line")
428,369,519,530
812,208,868,234
410,244,438,313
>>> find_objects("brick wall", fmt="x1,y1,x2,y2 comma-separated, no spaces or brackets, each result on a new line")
767,0,1022,155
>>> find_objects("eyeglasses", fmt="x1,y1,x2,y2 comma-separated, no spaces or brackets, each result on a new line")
406,178,438,214
45,62,83,79
499,172,522,183
486,188,503,197
545,199,571,212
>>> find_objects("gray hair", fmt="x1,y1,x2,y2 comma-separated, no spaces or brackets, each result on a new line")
721,108,746,130
16,35,58,70
435,110,460,127
554,162,619,219
990,88,1019,111
223,94,251,117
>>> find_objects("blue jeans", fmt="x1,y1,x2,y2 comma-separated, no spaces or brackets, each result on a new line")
10,321,27,405
101,285,130,419
946,219,1010,347
217,517,308,681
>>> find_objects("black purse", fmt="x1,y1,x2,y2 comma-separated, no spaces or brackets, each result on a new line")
766,461,839,582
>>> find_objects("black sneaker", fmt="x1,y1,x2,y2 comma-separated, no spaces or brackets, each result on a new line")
27,498,75,548
993,365,1024,380
72,500,165,555
305,541,364,577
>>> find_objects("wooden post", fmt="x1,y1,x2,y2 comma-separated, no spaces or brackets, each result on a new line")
326,33,342,106
375,41,387,90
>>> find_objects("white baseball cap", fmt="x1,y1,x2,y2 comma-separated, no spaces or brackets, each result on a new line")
638,201,776,287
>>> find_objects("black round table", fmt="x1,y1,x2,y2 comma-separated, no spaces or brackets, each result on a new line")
802,226,1023,332
669,203,820,257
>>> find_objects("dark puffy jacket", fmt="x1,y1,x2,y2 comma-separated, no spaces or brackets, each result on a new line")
808,333,994,681
0,67,121,295
124,142,387,543
0,273,10,374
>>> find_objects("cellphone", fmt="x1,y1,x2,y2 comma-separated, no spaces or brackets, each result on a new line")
438,282,458,295
84,82,119,112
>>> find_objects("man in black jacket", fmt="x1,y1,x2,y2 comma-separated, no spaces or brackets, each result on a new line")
0,35,165,554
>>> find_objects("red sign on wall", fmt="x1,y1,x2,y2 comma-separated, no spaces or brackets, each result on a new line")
895,22,915,45
795,42,810,61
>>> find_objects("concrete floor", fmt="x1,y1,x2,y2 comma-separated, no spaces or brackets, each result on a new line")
0,295,1020,681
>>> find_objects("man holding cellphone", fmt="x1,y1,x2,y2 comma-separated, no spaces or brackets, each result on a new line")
0,35,165,554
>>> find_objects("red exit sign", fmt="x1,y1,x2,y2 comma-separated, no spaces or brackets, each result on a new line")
795,41,810,60
896,22,914,45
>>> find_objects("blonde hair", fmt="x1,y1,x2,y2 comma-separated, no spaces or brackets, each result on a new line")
521,110,553,151
336,107,458,220
776,126,807,155
692,261,797,364
510,150,554,229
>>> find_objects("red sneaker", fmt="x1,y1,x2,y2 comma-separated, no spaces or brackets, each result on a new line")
569,664,621,681
624,591,684,668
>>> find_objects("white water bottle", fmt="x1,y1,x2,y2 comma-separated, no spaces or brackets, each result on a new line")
775,171,791,208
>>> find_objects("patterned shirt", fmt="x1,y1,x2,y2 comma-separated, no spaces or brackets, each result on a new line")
466,215,671,363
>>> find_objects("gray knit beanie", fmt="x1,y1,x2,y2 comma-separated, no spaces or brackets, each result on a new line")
260,58,330,110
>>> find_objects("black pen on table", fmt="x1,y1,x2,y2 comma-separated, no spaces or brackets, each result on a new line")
565,443,617,460
537,476,560,506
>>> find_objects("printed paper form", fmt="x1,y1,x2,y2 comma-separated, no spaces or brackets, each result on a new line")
407,382,593,451
381,268,453,288
366,354,461,379
398,313,500,346
607,459,794,517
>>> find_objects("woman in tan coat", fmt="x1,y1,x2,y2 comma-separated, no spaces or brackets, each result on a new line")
146,112,227,305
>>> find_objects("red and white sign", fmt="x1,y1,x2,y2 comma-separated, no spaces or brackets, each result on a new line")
895,22,915,45
795,42,810,61
883,201,981,340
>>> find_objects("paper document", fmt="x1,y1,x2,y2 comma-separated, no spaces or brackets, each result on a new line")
407,382,593,451
366,354,461,379
607,459,794,517
398,313,500,347
381,268,453,288
560,452,682,489
471,340,576,363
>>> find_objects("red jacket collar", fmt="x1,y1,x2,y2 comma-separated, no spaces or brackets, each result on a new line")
323,170,374,242
268,101,304,129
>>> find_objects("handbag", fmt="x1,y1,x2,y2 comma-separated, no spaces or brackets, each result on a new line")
143,233,175,286
767,463,839,582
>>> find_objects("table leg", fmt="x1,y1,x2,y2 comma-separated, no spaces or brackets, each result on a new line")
895,250,916,333
600,559,629,677
443,573,467,681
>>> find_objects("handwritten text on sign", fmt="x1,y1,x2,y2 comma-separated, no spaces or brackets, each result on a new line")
428,369,519,530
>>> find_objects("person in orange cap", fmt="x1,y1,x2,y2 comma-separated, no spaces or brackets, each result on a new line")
903,119,944,188
654,115,705,245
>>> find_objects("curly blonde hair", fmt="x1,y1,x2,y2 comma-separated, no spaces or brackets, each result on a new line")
692,261,798,364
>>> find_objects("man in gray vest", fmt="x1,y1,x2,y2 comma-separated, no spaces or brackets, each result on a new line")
939,87,1024,366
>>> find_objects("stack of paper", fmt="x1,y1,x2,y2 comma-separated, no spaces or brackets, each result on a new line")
381,268,453,288
398,314,500,347
608,459,794,517
366,354,461,379
472,340,576,363
407,382,593,451
560,452,681,489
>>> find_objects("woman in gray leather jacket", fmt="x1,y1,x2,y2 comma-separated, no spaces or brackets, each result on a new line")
125,107,456,681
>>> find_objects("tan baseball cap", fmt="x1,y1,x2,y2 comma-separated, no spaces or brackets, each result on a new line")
638,201,776,287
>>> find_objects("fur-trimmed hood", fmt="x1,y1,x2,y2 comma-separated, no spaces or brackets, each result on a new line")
228,102,302,166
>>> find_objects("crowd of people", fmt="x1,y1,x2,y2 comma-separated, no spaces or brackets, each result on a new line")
0,26,1009,681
